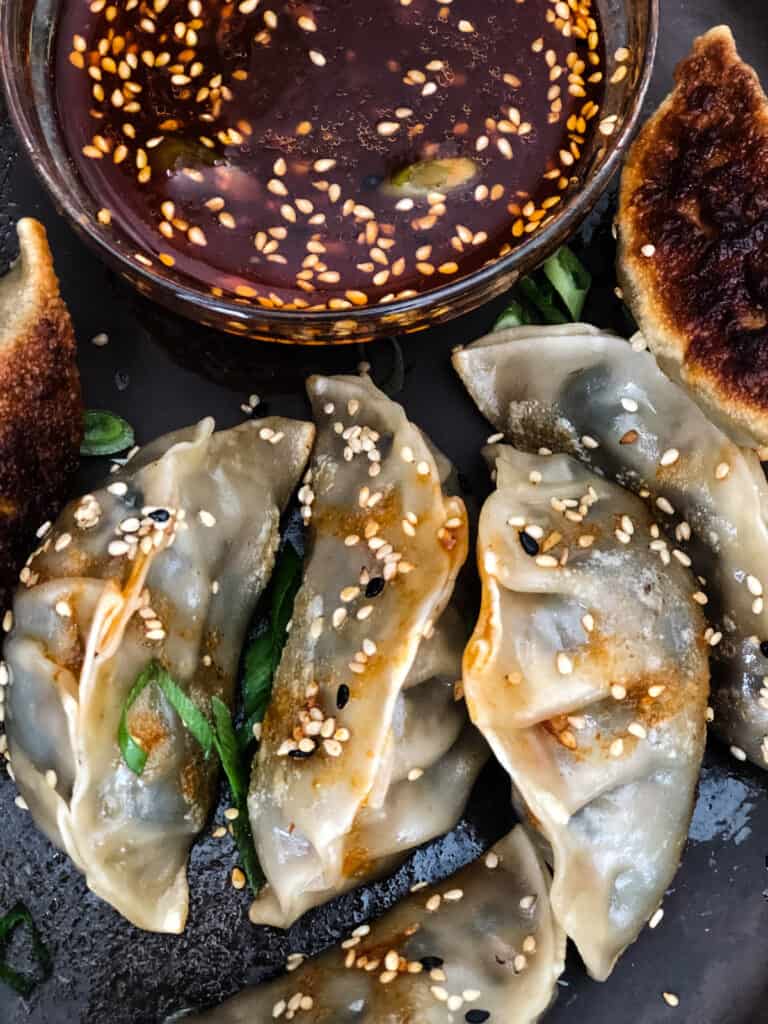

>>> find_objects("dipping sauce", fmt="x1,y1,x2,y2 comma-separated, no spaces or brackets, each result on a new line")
55,0,606,311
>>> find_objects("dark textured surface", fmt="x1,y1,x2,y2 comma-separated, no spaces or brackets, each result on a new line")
1,2,767,1023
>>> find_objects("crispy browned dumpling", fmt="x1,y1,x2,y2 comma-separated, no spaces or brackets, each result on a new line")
0,218,82,613
618,26,768,448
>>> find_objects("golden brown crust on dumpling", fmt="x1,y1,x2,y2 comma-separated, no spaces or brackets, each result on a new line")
0,218,82,611
617,26,768,447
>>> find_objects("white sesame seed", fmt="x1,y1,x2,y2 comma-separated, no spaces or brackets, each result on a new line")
730,745,747,761
748,575,763,596
36,521,52,539
536,554,559,568
556,652,573,675
108,482,128,497
108,540,130,557
91,331,109,346
641,244,656,257
662,992,679,1008
14,795,28,811
443,888,463,901
529,470,542,484
581,613,595,633
660,448,679,466
656,496,675,515
581,435,599,449
55,600,73,618
715,462,730,480
199,509,216,527
486,432,504,444
611,684,627,700
649,907,664,929
628,722,647,739
610,738,624,757
621,397,639,412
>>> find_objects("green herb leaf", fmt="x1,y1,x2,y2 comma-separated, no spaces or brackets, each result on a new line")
118,663,156,775
211,697,245,804
119,662,215,775
242,632,274,723
156,669,215,755
493,246,592,332
493,298,535,331
542,246,592,320
269,542,303,664
389,156,478,195
81,410,135,456
517,276,569,324
239,542,303,749
210,697,265,894
0,903,51,997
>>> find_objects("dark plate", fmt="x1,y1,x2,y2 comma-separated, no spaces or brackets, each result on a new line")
1,2,767,1022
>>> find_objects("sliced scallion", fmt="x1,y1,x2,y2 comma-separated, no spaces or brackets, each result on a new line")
81,410,135,457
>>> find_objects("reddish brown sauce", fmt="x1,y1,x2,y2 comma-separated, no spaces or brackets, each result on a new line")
55,0,604,310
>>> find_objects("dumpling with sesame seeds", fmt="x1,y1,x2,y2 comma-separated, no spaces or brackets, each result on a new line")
453,323,768,769
248,374,472,928
182,825,566,1024
2,415,314,933
248,602,489,928
461,445,709,981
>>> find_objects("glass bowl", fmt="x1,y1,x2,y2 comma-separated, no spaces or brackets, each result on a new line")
1,0,658,344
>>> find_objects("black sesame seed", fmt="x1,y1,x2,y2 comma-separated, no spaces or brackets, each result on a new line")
149,509,170,523
288,748,314,759
465,1012,491,1023
519,531,539,556
761,641,768,658
420,956,444,970
365,577,386,598
336,684,350,710
362,173,384,190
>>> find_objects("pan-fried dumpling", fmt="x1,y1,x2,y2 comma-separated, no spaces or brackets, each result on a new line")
463,445,709,980
249,605,488,927
454,324,768,768
185,825,566,1024
249,375,470,928
3,416,314,932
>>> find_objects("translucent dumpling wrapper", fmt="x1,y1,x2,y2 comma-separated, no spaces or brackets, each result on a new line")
454,324,768,768
249,374,470,928
184,825,566,1024
249,604,489,927
462,445,709,980
3,416,314,932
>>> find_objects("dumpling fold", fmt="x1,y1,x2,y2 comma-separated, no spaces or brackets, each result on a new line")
185,826,566,1024
249,374,472,928
462,444,709,980
454,324,768,768
4,416,314,932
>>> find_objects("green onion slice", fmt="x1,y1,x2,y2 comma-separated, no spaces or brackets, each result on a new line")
81,410,135,457
0,903,51,997
542,246,592,320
